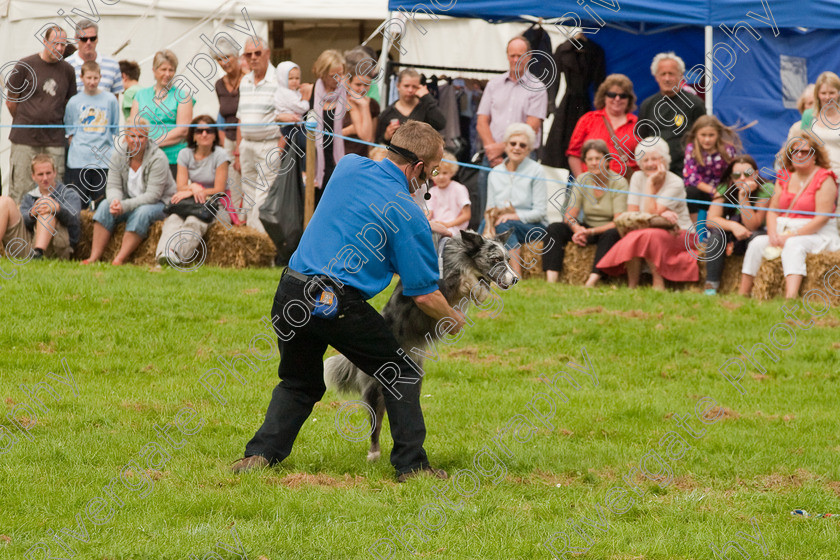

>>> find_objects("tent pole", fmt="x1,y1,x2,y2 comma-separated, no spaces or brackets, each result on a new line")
377,11,393,107
704,25,713,114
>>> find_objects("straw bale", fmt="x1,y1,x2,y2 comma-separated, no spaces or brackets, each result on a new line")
520,241,544,279
70,210,275,267
754,251,840,304
558,243,597,285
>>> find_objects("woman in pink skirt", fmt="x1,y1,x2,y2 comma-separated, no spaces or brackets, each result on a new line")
596,137,697,289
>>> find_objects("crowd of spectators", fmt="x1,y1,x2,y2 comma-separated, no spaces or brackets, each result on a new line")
2,22,839,299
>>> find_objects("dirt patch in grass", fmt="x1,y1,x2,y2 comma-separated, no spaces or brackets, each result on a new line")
314,401,342,409
720,300,743,310
751,469,817,491
815,317,840,328
670,475,700,491
445,346,499,364
708,406,740,420
827,481,840,497
565,306,663,320
272,473,369,489
242,288,261,295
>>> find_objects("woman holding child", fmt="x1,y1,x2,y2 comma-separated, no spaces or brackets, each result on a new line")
739,132,840,299
130,50,195,178
543,139,627,287
156,115,229,266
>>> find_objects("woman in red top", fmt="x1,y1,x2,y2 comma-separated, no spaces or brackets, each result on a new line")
567,74,639,181
740,132,840,299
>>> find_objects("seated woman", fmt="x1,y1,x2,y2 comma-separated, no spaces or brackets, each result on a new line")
156,115,229,266
83,119,176,265
740,132,840,299
480,122,547,276
543,139,627,287
704,155,773,295
596,137,696,289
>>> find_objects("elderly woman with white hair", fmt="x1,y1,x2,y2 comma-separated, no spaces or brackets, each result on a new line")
481,122,547,275
596,137,697,289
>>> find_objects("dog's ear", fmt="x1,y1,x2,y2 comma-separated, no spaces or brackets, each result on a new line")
459,230,485,253
495,229,513,245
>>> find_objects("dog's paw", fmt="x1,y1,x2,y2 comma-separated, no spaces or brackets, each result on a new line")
366,450,381,462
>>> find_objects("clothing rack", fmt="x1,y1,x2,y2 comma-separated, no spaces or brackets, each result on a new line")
388,61,503,75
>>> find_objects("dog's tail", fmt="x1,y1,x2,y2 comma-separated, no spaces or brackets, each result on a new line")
324,354,377,396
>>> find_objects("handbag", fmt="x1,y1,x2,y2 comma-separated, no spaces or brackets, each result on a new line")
614,211,679,237
163,197,216,223
762,173,811,260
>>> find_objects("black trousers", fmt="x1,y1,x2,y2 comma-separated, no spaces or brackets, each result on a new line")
65,167,107,209
685,185,712,214
705,227,764,283
542,222,622,275
244,273,429,474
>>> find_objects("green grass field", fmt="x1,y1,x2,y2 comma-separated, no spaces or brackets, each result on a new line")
2,260,839,559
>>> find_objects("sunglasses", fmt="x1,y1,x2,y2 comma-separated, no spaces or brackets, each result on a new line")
605,92,631,100
508,141,529,149
78,36,97,43
790,148,811,154
244,51,263,58
419,165,440,182
195,128,214,136
731,170,755,179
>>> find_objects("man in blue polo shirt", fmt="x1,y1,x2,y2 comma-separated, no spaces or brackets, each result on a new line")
233,121,465,482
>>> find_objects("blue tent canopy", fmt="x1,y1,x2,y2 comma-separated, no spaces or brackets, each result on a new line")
387,0,840,170
399,0,840,29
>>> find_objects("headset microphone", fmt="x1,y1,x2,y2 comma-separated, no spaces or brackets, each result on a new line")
424,184,432,200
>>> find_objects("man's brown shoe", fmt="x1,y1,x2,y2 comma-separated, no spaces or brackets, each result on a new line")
397,465,448,483
231,455,270,473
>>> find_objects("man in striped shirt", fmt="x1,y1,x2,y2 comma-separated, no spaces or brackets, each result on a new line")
66,19,124,97
235,38,281,234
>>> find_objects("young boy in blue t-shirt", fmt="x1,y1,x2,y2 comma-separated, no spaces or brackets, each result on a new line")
64,60,119,209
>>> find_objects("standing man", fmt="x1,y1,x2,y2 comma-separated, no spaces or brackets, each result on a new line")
6,26,77,203
66,20,124,97
476,36,548,215
637,53,706,176
232,121,465,482
235,38,280,233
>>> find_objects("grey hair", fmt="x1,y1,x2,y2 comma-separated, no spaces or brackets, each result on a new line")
503,122,535,150
75,18,98,36
215,37,241,58
651,52,685,77
635,137,671,167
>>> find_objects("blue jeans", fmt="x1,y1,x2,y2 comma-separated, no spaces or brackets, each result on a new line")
478,218,546,250
93,200,165,238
